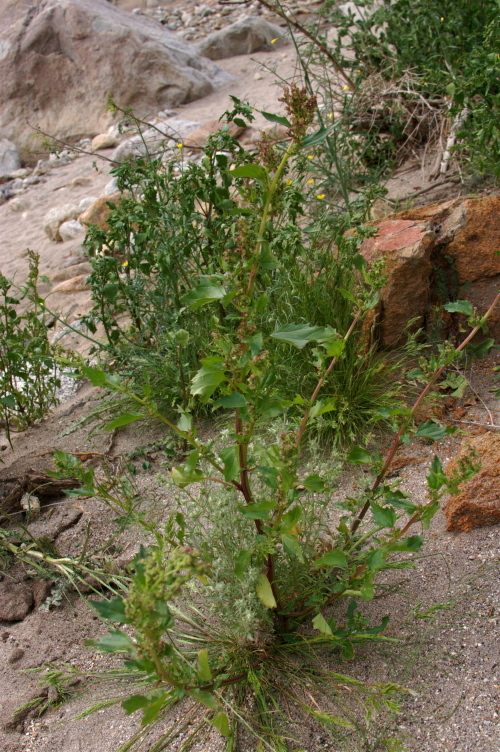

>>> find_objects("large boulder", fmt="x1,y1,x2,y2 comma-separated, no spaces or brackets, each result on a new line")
197,17,287,60
0,137,20,177
445,433,500,532
0,0,232,156
358,196,500,347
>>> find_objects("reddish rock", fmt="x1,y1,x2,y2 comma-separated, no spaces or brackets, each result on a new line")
183,119,245,149
51,274,90,294
0,581,33,622
445,433,500,532
79,193,122,232
357,196,500,347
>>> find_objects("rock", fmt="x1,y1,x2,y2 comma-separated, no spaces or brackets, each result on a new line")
43,203,81,242
0,138,20,178
8,196,31,213
249,123,289,143
51,261,92,284
9,168,31,179
0,581,33,622
79,193,122,232
183,119,246,149
110,117,201,161
59,219,86,242
197,16,287,60
31,579,53,608
79,196,98,211
445,433,500,532
101,178,119,196
91,132,118,151
51,275,90,294
358,196,500,347
0,0,233,156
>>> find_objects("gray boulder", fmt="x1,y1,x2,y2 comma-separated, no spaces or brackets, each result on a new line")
197,16,288,60
0,138,21,177
0,0,232,156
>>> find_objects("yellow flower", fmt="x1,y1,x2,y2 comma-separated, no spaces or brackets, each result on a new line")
343,86,350,90
285,179,292,185
307,155,314,160
307,179,314,184
316,194,325,200
327,112,334,119
440,16,444,20
177,143,183,148
122,260,129,267
271,38,279,44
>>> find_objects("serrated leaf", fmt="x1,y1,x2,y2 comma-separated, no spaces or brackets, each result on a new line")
260,111,292,128
0,394,16,409
256,574,277,608
190,358,226,402
270,323,334,349
370,502,396,528
313,549,348,569
360,582,375,601
122,695,149,715
389,535,423,552
81,365,109,387
280,505,302,533
416,421,449,441
182,283,226,311
190,689,218,711
281,533,304,562
347,446,372,464
366,548,387,572
219,445,240,482
237,500,277,519
443,300,475,316
141,693,168,725
197,650,212,682
104,412,146,431
312,612,333,635
91,597,129,623
303,474,327,492
213,392,247,409
95,629,134,653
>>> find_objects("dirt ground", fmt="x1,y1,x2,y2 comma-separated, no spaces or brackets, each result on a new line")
1,10,500,752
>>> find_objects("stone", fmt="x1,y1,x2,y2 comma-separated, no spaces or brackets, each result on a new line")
0,0,233,156
78,196,98,211
249,123,289,143
91,132,118,151
183,119,246,149
0,138,20,178
51,274,90,294
79,193,122,231
101,178,119,196
31,579,53,608
8,196,31,213
197,17,287,60
51,261,92,284
59,219,86,242
357,196,500,347
27,504,83,541
111,117,202,161
445,433,500,532
0,581,33,622
43,203,81,242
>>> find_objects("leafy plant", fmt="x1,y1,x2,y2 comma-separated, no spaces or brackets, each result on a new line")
0,252,62,441
52,88,499,750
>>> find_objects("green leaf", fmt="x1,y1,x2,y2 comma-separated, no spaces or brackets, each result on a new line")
270,324,334,349
197,650,212,682
190,358,226,402
257,465,280,489
141,693,169,725
347,446,372,464
0,394,16,409
366,548,387,572
233,117,247,128
234,549,252,580
443,300,475,316
301,127,332,147
122,695,149,715
416,421,451,441
303,474,326,492
312,612,333,635
360,582,375,602
229,164,267,181
170,465,204,488
341,641,355,659
104,412,146,431
280,505,302,532
182,283,226,311
237,500,277,519
213,393,247,409
313,549,348,569
370,502,396,528
220,446,240,482
388,535,423,552
281,533,304,562
209,712,230,737
260,111,292,128
95,629,134,653
91,597,129,624
256,574,277,608
189,690,218,711
102,282,118,303
81,365,109,387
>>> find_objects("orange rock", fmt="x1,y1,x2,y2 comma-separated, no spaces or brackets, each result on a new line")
79,193,122,232
51,274,90,294
445,432,500,532
183,120,245,149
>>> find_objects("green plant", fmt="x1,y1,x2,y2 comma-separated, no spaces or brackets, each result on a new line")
0,252,61,441
52,89,499,750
